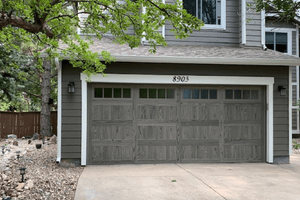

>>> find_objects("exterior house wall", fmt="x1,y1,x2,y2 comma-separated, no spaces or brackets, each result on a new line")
265,18,299,135
61,61,289,161
165,0,240,47
245,0,262,47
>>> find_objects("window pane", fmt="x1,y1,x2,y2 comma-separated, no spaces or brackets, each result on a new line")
158,89,166,99
104,88,112,98
183,0,196,17
201,0,216,25
243,90,250,99
234,90,241,99
114,88,121,98
149,89,157,98
140,89,147,98
276,33,287,53
192,89,200,99
167,89,175,99
251,90,259,99
94,88,103,98
183,89,191,99
266,32,275,50
123,88,131,98
210,89,217,99
225,90,233,99
201,89,208,99
266,32,274,44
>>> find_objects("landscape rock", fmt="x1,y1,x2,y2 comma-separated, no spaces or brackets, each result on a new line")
28,140,31,144
12,141,18,146
0,140,83,199
26,180,34,189
6,134,17,139
32,133,39,140
49,135,57,144
16,183,25,192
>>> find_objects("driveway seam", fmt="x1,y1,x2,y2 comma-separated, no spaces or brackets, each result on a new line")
176,164,227,200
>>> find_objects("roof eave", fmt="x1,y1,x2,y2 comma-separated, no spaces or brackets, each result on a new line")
41,53,300,66
112,55,300,66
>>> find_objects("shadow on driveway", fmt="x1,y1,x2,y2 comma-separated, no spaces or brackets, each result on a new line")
75,154,300,200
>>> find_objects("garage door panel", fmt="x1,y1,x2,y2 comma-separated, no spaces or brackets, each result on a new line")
88,85,265,164
137,126,176,140
181,145,220,161
137,146,177,161
223,145,261,161
224,104,262,121
224,125,261,141
92,146,134,162
181,126,220,140
181,104,221,121
91,125,134,140
92,105,133,120
137,105,177,121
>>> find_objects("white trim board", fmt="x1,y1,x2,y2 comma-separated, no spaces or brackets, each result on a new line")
80,73,275,164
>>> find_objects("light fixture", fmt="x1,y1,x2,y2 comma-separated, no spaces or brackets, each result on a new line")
16,151,20,160
278,86,286,96
19,167,26,182
68,82,75,93
48,98,54,105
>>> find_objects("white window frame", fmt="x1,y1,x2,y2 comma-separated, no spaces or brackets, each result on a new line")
265,28,293,55
80,73,274,165
182,0,226,30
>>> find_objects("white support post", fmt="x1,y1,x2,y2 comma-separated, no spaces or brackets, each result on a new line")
81,74,88,166
266,84,274,163
289,66,293,156
56,58,62,163
297,24,300,135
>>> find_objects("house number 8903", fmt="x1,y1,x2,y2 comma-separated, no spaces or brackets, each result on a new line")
173,76,189,82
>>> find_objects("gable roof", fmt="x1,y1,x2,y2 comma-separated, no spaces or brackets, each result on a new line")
56,37,300,66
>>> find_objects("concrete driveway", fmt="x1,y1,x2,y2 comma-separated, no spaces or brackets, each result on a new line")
75,154,300,200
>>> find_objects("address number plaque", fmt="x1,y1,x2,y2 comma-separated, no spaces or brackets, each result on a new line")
173,76,189,83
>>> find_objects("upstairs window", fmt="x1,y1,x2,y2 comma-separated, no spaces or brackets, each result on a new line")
183,0,224,28
266,32,288,53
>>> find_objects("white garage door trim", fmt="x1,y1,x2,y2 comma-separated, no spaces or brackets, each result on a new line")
80,73,275,165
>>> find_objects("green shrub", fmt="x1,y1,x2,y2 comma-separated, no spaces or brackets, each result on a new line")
294,143,300,150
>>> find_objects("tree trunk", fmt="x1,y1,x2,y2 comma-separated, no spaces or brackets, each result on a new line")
40,59,52,143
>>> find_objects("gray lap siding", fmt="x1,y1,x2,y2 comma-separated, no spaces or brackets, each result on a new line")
61,61,289,160
165,0,240,47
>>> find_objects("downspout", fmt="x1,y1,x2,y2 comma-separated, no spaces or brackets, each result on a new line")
55,57,62,163
242,0,246,45
261,9,266,49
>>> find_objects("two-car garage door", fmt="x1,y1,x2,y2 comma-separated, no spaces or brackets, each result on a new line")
87,84,265,164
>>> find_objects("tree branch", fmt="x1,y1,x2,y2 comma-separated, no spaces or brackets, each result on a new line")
0,13,54,38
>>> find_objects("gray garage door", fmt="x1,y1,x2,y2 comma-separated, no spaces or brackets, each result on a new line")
87,84,265,164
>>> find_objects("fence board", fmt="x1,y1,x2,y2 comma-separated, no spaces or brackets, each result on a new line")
0,111,57,138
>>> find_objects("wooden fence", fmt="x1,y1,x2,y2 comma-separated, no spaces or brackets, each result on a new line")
0,111,57,138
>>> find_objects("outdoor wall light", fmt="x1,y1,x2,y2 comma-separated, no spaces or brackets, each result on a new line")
278,86,286,96
19,167,26,183
16,151,20,160
68,82,75,93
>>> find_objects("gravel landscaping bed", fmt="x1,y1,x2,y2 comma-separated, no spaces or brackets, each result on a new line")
0,138,84,200
293,139,300,154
